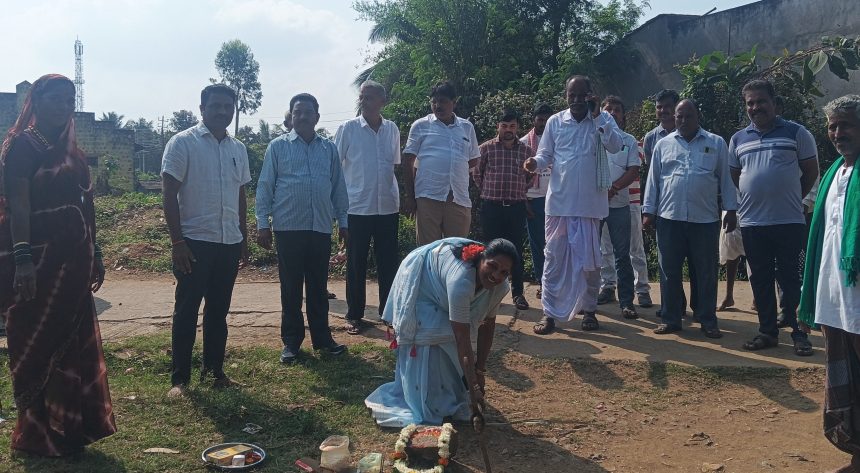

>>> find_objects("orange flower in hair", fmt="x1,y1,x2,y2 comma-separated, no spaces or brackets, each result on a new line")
461,243,485,262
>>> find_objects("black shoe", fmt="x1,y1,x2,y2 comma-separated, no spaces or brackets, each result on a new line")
597,288,616,305
318,343,347,356
280,346,300,364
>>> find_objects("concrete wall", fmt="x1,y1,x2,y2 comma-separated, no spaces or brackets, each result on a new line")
0,81,136,193
595,0,860,107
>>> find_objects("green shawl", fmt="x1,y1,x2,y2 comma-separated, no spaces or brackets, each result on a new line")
798,156,860,326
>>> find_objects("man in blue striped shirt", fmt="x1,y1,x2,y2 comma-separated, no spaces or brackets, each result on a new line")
256,93,349,363
730,79,820,356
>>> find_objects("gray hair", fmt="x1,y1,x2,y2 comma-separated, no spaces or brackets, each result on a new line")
823,94,860,121
360,80,387,99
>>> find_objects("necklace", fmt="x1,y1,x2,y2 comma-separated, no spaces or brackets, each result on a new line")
27,126,53,148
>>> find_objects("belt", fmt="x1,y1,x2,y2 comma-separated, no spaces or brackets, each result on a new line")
485,199,525,207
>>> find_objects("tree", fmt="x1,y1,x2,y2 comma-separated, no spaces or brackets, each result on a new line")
212,39,263,135
353,0,644,127
99,111,125,128
676,36,860,170
258,120,272,143
169,110,199,133
123,117,155,133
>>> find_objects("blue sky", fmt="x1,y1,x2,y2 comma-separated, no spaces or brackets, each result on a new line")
0,0,751,132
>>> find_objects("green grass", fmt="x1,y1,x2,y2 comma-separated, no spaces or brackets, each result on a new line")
93,192,424,276
0,334,397,472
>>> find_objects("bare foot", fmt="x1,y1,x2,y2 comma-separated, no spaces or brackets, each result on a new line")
718,297,734,311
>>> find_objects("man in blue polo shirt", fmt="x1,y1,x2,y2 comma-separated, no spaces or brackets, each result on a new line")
730,79,820,356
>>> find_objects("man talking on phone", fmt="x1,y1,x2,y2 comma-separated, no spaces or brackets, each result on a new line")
524,75,624,335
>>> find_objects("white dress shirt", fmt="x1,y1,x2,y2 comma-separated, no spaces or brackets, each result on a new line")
521,132,551,199
335,115,401,215
533,110,623,218
161,123,251,244
403,114,480,208
607,131,640,208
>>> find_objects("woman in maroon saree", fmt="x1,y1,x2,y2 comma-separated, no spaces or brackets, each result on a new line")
0,74,116,456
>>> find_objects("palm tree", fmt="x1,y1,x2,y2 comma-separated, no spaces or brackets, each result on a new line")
99,111,125,128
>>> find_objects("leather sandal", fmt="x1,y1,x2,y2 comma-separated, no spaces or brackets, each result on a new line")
701,327,723,339
653,324,682,335
793,338,814,356
581,312,600,331
621,306,639,320
346,319,365,335
533,316,555,335
513,295,530,311
742,334,778,351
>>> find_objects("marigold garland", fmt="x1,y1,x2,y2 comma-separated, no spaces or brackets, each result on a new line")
461,244,485,262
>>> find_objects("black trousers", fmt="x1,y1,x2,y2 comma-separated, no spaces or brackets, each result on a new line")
741,224,807,341
346,213,400,320
480,200,527,296
656,218,720,330
275,230,336,350
171,238,241,386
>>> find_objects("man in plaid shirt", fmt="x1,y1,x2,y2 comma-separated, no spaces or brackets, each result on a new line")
472,109,534,310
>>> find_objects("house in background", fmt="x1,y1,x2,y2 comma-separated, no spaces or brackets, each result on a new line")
595,0,860,107
0,80,141,193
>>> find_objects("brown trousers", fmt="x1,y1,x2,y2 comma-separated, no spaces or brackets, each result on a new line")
415,197,471,246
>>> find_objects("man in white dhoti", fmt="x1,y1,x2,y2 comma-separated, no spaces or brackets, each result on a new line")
524,75,623,334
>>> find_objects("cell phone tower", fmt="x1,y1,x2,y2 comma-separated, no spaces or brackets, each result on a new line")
74,38,84,112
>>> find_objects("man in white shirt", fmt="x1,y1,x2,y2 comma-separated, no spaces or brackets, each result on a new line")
799,95,860,472
334,81,401,335
161,84,251,397
402,81,480,245
597,96,641,320
524,75,624,335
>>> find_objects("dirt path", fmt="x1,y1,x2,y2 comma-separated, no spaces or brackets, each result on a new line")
30,271,849,471
94,271,825,369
